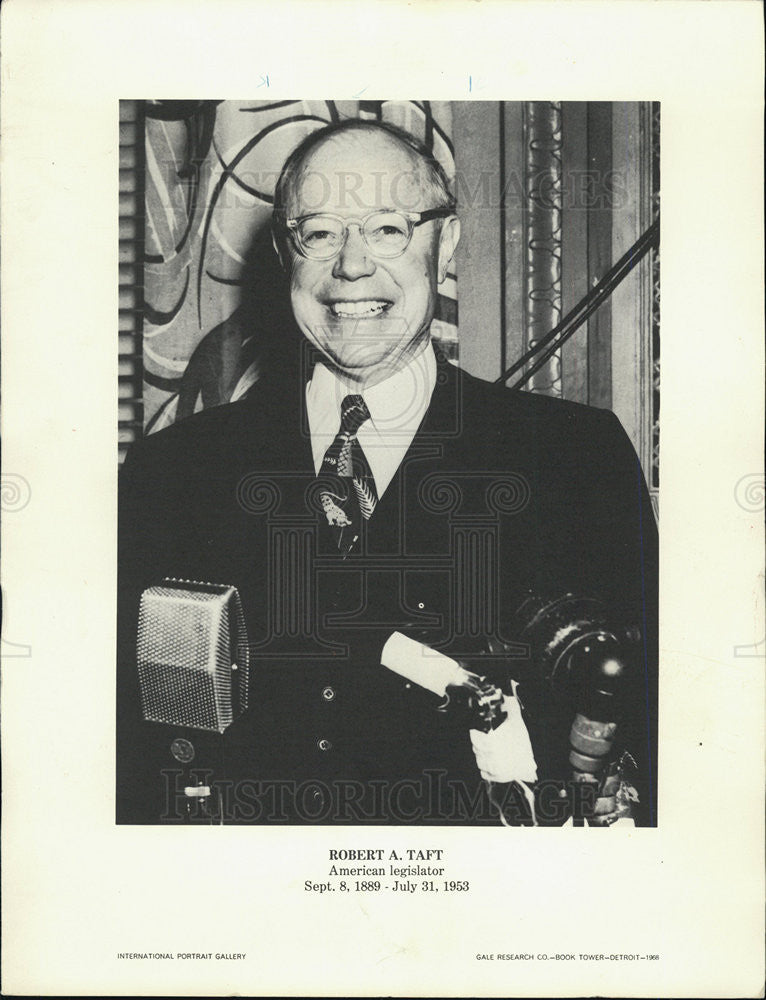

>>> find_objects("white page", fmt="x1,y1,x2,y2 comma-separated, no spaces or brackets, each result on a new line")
1,2,763,996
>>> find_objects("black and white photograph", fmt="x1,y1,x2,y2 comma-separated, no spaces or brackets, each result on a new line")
117,100,660,827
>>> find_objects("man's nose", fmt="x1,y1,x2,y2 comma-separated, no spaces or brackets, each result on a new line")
332,225,376,280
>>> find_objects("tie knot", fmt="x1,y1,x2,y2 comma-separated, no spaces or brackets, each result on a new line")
339,394,371,436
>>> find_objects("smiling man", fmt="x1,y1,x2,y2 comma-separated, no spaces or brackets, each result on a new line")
273,122,460,388
117,119,658,827
271,121,463,554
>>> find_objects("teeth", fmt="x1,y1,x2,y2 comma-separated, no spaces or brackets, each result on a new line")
330,300,388,318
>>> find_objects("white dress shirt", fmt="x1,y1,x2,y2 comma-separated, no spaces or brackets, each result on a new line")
305,340,437,499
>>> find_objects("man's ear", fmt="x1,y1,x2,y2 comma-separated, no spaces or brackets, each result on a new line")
437,215,460,284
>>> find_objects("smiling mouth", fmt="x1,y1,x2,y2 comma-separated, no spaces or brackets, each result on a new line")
328,300,391,318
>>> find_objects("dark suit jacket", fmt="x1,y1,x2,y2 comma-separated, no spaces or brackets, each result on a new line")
117,356,658,826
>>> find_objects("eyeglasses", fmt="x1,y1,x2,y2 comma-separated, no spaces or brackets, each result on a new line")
284,208,454,261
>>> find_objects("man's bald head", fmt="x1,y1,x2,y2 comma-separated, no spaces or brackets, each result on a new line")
273,119,455,225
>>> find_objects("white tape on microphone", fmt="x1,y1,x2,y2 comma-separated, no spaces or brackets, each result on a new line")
380,631,467,696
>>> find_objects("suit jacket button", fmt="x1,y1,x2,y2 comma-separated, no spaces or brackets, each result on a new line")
321,686,336,701
317,738,332,752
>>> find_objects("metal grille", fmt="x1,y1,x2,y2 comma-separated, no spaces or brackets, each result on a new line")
136,580,249,733
138,661,220,731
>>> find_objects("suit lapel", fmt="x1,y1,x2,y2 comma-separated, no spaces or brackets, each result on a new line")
241,369,315,476
244,357,467,551
364,359,462,553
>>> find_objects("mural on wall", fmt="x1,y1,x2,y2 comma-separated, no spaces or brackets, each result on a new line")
141,99,458,433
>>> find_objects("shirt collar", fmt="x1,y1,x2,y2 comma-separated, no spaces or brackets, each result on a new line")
305,341,437,497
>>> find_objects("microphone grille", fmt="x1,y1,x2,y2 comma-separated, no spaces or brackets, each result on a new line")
136,579,250,733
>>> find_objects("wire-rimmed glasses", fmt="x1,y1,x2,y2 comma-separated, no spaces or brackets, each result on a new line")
284,208,454,261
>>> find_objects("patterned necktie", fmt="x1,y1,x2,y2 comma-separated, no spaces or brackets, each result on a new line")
318,394,378,555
